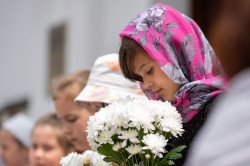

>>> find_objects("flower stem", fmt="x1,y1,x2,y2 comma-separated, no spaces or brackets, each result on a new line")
135,155,139,165
131,155,135,165
119,151,128,166
151,155,155,166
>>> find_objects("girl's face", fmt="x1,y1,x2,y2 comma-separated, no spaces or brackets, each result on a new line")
0,130,28,166
133,51,181,102
29,125,66,166
55,98,95,152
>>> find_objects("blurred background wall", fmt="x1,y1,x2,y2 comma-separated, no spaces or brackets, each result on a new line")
0,0,191,122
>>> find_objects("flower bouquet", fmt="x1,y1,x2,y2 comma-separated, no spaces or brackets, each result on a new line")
60,150,111,166
87,96,186,166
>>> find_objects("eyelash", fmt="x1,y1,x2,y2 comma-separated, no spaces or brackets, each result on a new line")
67,118,77,123
147,68,153,74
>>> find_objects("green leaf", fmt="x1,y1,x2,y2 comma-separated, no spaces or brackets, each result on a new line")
159,145,186,165
103,156,121,164
172,145,187,153
169,153,182,160
159,160,169,166
159,160,175,166
97,144,123,165
168,160,175,165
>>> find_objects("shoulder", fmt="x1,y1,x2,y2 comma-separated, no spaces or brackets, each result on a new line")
202,94,222,119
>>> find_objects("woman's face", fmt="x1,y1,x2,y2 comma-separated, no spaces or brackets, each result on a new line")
29,125,66,166
0,130,28,166
55,97,95,152
133,51,180,102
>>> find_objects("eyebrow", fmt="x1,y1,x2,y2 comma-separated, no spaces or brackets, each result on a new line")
137,63,149,73
64,114,75,119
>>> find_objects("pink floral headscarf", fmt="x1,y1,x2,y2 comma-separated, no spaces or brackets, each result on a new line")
119,3,226,123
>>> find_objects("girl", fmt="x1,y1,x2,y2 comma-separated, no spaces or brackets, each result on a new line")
29,113,75,166
52,70,92,152
118,3,226,165
0,113,34,166
52,54,145,153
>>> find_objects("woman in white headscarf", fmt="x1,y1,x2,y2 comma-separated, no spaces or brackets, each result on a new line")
0,113,34,166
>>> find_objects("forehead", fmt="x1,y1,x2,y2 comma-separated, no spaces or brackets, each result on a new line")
55,97,79,112
133,51,155,73
32,125,60,140
0,130,18,144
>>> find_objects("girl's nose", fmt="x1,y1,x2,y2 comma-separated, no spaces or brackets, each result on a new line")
34,148,43,158
143,78,153,89
63,124,71,135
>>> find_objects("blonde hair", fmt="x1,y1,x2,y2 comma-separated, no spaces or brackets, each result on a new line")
51,70,90,100
33,113,75,154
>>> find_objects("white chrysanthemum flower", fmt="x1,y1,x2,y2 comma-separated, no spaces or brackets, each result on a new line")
82,150,111,166
146,100,183,137
112,142,122,151
60,152,83,166
158,107,183,137
142,133,168,158
87,95,184,160
118,129,140,147
93,159,111,166
96,130,114,145
158,116,184,137
125,98,157,133
126,144,142,158
127,108,155,133
107,108,129,128
152,100,175,120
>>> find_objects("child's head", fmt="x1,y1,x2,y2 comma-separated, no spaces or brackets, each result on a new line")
0,113,34,166
119,37,180,102
74,53,146,105
29,113,75,166
51,70,94,152
52,70,90,101
0,130,29,166
119,3,226,123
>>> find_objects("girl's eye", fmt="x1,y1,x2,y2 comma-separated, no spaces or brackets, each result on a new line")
67,117,77,123
32,144,38,150
1,144,8,150
43,145,53,151
147,68,153,74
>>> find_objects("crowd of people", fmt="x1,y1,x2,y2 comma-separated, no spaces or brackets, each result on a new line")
0,1,249,166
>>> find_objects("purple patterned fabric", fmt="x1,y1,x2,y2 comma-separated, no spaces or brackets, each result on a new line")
119,3,226,123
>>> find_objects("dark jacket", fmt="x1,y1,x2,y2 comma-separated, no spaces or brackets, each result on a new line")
169,96,219,166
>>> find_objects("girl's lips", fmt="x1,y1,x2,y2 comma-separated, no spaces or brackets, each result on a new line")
35,162,44,166
70,138,77,143
154,89,162,95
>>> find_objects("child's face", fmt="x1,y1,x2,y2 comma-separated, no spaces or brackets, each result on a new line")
29,125,66,166
133,51,180,102
55,98,94,152
0,130,28,166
